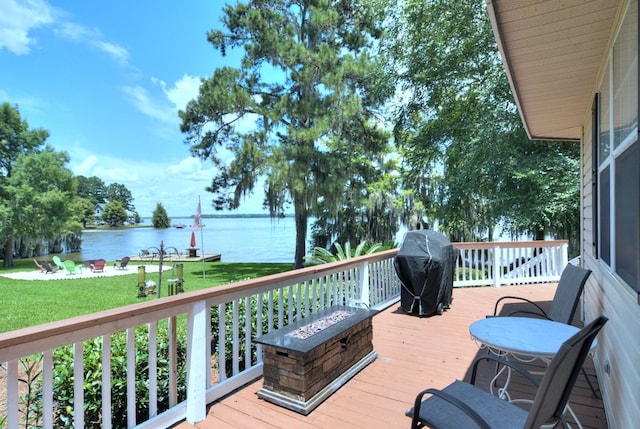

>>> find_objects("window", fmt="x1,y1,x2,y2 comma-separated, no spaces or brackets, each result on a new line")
597,0,639,294
614,142,639,286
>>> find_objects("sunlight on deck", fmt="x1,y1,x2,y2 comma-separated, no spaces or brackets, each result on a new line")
176,283,607,429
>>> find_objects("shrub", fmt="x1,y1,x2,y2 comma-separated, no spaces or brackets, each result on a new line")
305,241,383,264
210,291,297,378
51,325,187,428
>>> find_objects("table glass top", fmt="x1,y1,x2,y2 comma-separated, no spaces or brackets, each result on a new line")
469,317,580,358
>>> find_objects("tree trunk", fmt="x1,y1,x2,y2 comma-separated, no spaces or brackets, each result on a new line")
3,236,15,268
293,199,308,269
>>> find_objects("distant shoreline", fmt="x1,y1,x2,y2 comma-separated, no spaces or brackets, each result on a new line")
85,214,295,231
171,213,291,219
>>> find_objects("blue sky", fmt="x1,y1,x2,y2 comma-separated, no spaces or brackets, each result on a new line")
0,0,264,217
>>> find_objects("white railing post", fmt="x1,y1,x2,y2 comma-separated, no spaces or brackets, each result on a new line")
101,336,112,429
74,342,85,429
126,329,136,428
7,359,18,429
562,242,569,270
148,322,158,420
356,261,370,307
186,300,207,423
492,244,501,287
43,350,53,428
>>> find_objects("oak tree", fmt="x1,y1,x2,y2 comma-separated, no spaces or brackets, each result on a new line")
1,103,52,266
1,147,79,266
105,183,134,212
392,0,580,244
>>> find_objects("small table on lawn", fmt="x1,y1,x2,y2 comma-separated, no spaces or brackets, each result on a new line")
469,317,587,428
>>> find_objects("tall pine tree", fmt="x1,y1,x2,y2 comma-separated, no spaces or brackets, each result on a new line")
180,0,393,267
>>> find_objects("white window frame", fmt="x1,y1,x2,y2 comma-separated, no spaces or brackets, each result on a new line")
597,0,639,295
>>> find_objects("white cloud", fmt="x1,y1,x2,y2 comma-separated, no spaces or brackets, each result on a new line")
92,40,129,65
167,156,215,180
69,150,268,216
69,152,216,216
55,21,130,67
0,0,55,55
121,85,177,124
72,154,99,176
55,21,93,42
153,74,202,111
125,75,201,125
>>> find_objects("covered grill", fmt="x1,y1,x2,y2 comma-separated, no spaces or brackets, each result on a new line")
394,230,459,316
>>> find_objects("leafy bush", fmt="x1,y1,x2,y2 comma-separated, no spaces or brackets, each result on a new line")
51,325,187,428
210,291,297,378
305,241,383,264
17,358,43,429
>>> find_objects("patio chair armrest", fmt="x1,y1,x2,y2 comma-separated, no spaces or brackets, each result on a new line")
470,355,540,388
506,309,551,320
409,388,491,429
492,295,549,318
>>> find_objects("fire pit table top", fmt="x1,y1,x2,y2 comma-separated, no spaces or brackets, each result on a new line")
254,305,378,353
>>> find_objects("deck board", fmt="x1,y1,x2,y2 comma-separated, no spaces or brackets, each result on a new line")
176,283,608,429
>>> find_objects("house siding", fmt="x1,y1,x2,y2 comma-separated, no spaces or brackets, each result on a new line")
580,3,640,427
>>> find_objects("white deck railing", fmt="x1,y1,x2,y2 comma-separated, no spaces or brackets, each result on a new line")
455,240,568,287
0,240,567,428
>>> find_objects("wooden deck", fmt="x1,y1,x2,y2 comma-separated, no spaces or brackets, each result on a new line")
176,283,608,429
128,253,221,263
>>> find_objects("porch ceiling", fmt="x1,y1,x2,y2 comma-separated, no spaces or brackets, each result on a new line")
486,0,621,141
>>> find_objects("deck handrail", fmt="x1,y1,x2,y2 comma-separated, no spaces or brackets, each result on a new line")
454,239,568,287
0,240,567,428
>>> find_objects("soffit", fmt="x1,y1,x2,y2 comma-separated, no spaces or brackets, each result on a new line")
486,0,621,140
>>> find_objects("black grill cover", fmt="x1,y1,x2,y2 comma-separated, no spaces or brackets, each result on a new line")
394,230,459,316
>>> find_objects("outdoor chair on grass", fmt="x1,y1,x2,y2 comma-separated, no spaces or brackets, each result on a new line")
90,258,106,272
52,255,66,271
490,263,598,397
33,259,46,273
43,262,58,273
114,256,130,270
406,316,607,429
63,260,82,275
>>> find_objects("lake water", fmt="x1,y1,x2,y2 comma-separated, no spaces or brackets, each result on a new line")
76,217,303,263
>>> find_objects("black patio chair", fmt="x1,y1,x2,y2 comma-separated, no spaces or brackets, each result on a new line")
491,263,591,324
406,316,607,429
114,256,130,270
490,263,598,397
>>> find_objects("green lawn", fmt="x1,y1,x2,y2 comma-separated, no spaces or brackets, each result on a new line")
0,259,293,332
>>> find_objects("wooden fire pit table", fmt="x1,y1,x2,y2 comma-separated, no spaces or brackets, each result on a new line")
254,305,378,415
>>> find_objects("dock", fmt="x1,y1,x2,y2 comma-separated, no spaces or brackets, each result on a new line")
127,253,221,263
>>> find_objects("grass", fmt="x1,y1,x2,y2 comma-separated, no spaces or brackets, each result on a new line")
0,259,294,332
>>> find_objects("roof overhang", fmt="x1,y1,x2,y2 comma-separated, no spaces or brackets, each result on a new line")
485,0,622,141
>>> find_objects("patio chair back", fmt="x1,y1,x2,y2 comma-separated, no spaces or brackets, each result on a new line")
115,256,130,269
63,260,80,274
91,259,106,272
33,259,46,273
52,255,65,271
43,262,57,273
524,316,607,428
547,264,591,324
